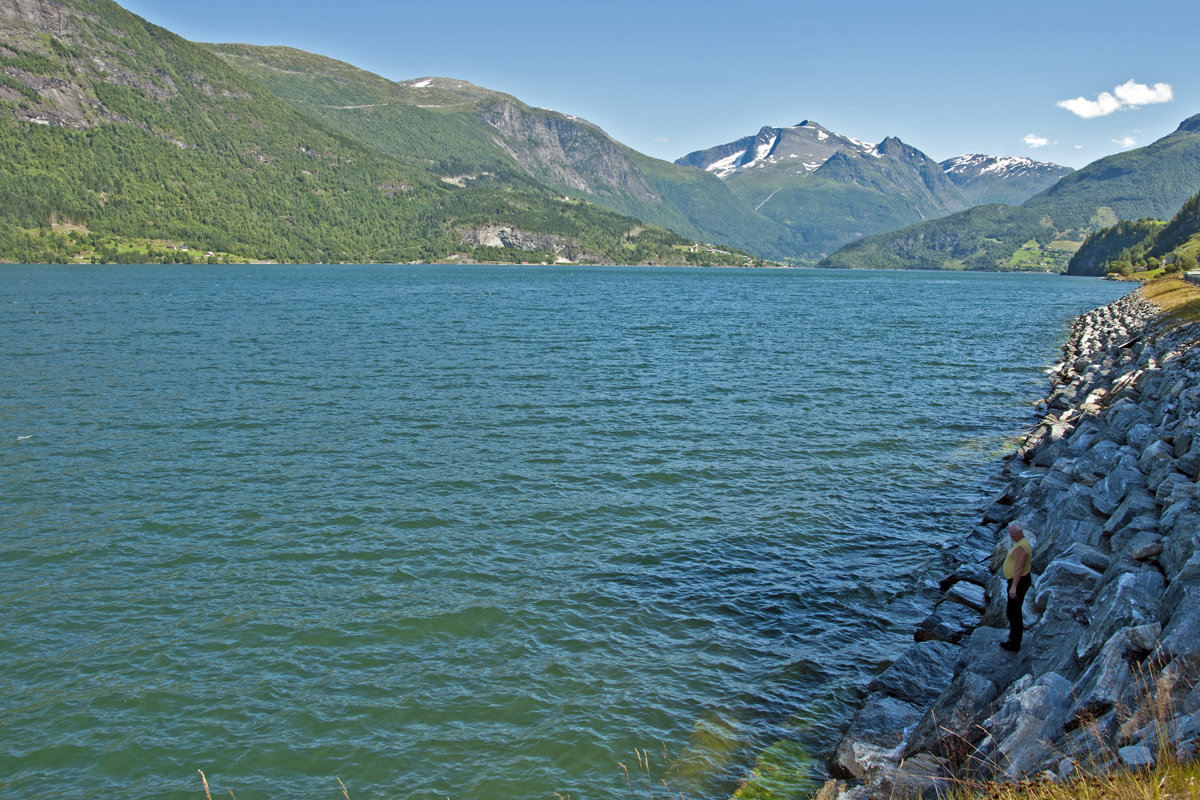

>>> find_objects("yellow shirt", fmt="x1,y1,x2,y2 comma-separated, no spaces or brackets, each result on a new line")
1003,538,1032,579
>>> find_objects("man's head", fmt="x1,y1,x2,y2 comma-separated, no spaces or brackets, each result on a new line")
1008,522,1025,541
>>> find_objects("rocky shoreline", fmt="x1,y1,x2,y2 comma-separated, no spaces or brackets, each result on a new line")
824,287,1200,799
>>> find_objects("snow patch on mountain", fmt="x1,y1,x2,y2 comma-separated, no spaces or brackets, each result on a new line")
706,150,747,178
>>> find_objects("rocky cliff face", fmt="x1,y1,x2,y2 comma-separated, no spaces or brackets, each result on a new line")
0,0,248,131
829,288,1200,798
477,100,661,202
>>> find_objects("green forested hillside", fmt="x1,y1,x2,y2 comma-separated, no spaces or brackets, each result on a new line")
0,1,759,266
1024,115,1200,233
204,44,799,261
1065,219,1169,277
1066,190,1200,276
1150,190,1200,259
818,205,1062,271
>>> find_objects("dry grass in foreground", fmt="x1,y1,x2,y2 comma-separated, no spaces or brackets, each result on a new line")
944,760,1200,800
1140,278,1200,328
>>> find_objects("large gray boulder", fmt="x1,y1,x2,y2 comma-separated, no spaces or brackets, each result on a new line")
835,692,924,781
938,561,992,592
955,625,1019,687
1040,484,1105,559
1022,598,1090,680
1076,569,1164,663
1103,489,1159,537
1090,461,1145,516
1159,588,1200,660
942,581,987,612
974,673,1074,781
1155,474,1194,506
1031,555,1103,612
866,753,953,800
1174,436,1200,478
1068,439,1122,484
1160,496,1198,534
914,601,978,645
1126,423,1155,452
1067,625,1160,728
904,671,999,760
1109,514,1162,555
1101,398,1150,444
1162,516,1200,579
868,641,961,706
1139,438,1175,476
1065,422,1103,457
1119,744,1155,770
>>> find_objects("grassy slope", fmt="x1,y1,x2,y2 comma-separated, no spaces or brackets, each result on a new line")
1025,116,1200,234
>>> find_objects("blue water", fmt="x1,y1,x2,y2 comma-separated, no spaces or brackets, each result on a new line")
0,265,1127,799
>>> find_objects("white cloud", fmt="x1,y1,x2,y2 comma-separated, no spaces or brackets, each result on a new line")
1058,92,1122,119
653,136,670,144
1113,80,1173,106
1113,134,1139,148
1023,133,1049,148
1057,79,1174,118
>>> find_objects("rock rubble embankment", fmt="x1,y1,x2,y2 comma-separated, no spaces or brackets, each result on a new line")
826,288,1200,799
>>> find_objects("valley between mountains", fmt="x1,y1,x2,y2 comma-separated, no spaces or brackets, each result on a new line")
2,0,1199,268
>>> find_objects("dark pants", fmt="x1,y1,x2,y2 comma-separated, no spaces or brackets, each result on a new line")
1006,573,1032,647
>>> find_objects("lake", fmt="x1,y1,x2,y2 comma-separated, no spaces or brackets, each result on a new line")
0,265,1129,799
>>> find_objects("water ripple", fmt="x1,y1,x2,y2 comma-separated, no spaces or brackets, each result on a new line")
0,265,1127,800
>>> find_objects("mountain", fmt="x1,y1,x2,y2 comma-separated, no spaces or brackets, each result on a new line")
757,135,969,255
1151,189,1200,260
1023,114,1200,232
205,45,799,262
676,122,1066,260
0,0,762,266
940,155,1073,206
1066,189,1200,276
1065,219,1169,277
676,121,877,180
821,115,1200,271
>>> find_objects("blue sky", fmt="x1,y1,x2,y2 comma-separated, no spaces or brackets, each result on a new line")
121,0,1198,170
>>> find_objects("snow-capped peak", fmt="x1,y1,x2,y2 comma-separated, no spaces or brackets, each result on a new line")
941,154,1059,178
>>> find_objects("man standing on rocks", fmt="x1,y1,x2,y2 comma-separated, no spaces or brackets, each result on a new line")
1001,522,1032,652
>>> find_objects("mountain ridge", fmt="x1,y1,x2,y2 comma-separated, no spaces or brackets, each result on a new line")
0,0,763,266
676,122,1070,259
1,0,1188,270
206,44,801,261
940,154,1074,206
